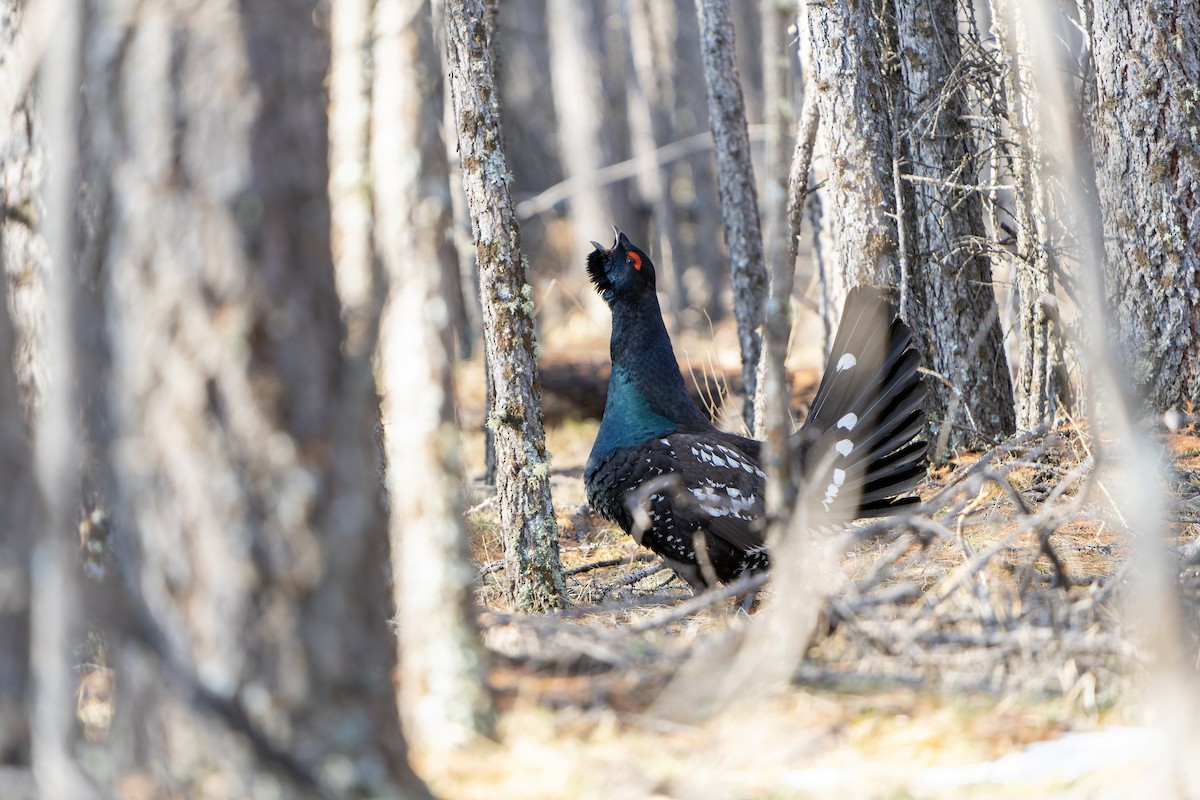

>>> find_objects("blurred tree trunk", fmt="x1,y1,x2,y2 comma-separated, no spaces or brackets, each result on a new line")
628,0,687,321
328,0,378,359
0,0,47,422
374,0,494,756
444,0,566,612
674,6,727,316
78,1,426,794
32,2,94,794
546,0,638,270
895,0,1016,448
694,0,768,432
803,0,901,310
1090,0,1200,409
756,0,808,526
990,0,1062,431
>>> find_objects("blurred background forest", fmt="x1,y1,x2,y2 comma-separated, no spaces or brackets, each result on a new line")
1,0,1199,797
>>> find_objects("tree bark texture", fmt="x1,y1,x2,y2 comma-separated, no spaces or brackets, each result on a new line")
804,0,902,312
694,0,768,431
991,0,1062,430
895,0,1016,446
1090,0,1200,409
374,0,494,755
80,1,423,794
0,0,48,421
444,0,566,612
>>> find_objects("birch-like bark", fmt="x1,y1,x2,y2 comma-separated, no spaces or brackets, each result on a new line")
695,0,768,431
374,0,494,756
444,0,566,612
1090,0,1200,408
896,0,1015,446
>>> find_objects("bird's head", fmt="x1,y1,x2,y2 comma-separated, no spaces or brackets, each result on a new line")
587,227,657,305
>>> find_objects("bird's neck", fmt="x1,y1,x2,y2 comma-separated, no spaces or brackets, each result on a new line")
607,292,711,430
589,364,677,463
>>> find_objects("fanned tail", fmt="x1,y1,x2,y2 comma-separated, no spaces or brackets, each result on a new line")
793,286,928,520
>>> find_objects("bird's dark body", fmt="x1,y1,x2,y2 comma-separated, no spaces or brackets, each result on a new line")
586,431,769,583
583,229,928,590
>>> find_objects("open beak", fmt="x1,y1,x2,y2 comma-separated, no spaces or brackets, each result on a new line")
591,226,625,253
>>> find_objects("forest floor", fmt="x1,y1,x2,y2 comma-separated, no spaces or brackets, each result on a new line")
442,322,1200,800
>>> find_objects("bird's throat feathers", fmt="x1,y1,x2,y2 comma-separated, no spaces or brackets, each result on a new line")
603,293,713,435
591,365,677,458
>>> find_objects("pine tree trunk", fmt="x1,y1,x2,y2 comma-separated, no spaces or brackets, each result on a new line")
444,0,566,612
694,0,768,431
804,0,902,309
895,0,1016,447
374,0,494,756
1090,0,1200,408
79,1,425,793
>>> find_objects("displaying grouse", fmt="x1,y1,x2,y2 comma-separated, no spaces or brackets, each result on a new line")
583,228,928,590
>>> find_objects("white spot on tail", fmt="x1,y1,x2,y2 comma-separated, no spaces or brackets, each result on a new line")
836,353,857,372
837,413,858,430
835,438,854,457
822,481,840,511
832,468,846,486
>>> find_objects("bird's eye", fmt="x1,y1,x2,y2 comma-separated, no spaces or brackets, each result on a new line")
627,252,642,271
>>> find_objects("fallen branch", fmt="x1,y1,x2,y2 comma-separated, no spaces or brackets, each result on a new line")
566,552,657,576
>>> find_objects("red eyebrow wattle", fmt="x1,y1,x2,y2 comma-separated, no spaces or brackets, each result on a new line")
629,252,642,270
